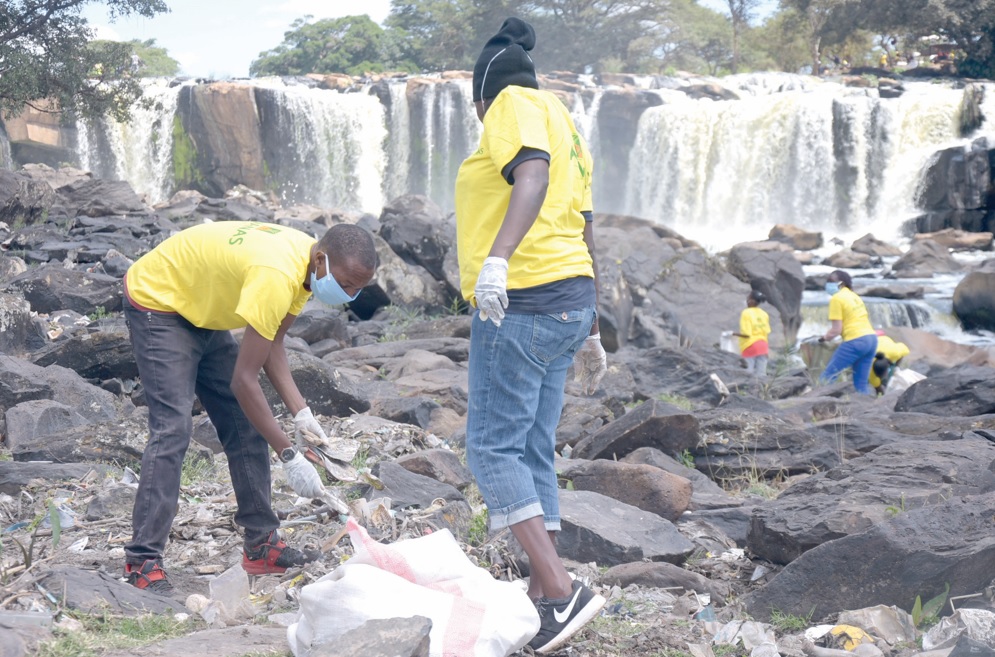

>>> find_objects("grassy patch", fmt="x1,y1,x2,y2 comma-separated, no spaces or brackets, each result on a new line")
768,608,813,633
37,613,193,657
180,452,216,488
466,508,489,546
377,305,425,342
656,392,694,411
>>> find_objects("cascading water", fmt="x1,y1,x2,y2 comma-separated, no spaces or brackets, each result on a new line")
0,123,11,170
383,81,412,205
571,88,604,168
75,79,185,204
624,81,970,249
254,79,387,214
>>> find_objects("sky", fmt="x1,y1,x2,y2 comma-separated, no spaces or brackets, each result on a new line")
84,0,776,79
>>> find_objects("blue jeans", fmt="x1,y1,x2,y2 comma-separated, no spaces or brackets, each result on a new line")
820,333,878,395
123,300,278,564
466,306,596,532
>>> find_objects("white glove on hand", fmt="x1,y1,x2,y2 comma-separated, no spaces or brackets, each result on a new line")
474,257,509,326
282,451,327,499
574,333,607,395
294,406,330,449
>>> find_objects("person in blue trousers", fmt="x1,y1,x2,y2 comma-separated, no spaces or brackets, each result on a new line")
818,270,878,395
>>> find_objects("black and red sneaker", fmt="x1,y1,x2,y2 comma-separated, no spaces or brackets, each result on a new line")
125,559,174,595
242,530,319,576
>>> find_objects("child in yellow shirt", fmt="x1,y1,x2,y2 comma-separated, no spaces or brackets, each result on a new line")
733,290,771,376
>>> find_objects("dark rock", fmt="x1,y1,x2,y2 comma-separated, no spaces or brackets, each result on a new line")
620,446,739,511
557,490,695,566
572,399,699,461
367,461,464,510
0,292,37,354
768,225,823,251
394,448,473,491
727,244,805,345
823,248,873,269
54,178,149,217
30,321,137,380
890,239,962,277
312,616,432,657
679,506,755,548
560,459,692,521
748,436,995,564
286,306,350,346
261,349,370,417
611,346,742,406
894,365,995,416
600,561,729,603
348,235,449,320
851,233,902,257
3,264,122,315
84,485,137,521
368,396,440,429
9,407,148,464
325,338,469,370
379,195,454,283
0,170,56,227
742,492,995,621
953,266,995,331
39,567,185,615
595,90,663,214
0,355,120,423
0,462,115,495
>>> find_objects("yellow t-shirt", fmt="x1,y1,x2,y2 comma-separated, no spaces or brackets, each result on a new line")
126,221,314,341
454,85,594,305
738,306,771,354
828,287,875,342
868,335,910,388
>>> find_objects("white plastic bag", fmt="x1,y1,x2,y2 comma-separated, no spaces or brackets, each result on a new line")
288,517,539,657
884,369,926,395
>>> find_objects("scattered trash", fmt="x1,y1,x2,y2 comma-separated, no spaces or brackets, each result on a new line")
923,609,995,651
837,605,917,647
713,620,777,650
67,536,89,553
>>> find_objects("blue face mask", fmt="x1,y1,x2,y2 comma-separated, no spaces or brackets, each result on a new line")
310,254,361,306
825,281,841,295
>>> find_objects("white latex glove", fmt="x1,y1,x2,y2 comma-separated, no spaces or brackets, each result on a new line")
294,406,330,449
282,451,327,499
573,333,607,395
474,257,509,327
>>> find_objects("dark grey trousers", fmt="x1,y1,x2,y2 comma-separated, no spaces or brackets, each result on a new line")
123,301,278,564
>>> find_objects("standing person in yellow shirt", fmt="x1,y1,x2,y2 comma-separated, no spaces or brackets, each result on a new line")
455,17,607,654
818,270,878,395
121,221,377,594
733,290,771,376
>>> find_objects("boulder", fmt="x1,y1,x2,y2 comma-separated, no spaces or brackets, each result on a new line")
890,239,961,277
726,243,805,345
54,178,148,218
851,233,902,257
311,617,432,657
0,462,115,495
368,395,440,429
0,169,55,227
366,461,464,510
348,235,450,320
600,561,729,603
560,459,693,521
378,195,454,283
768,225,823,251
822,248,873,269
915,228,993,251
0,355,120,422
30,321,137,381
594,89,663,213
894,365,995,416
394,448,473,491
3,264,122,315
0,292,38,354
572,399,699,461
748,436,995,564
953,263,995,331
742,492,995,621
8,406,148,464
557,490,695,566
620,446,740,511
261,350,371,417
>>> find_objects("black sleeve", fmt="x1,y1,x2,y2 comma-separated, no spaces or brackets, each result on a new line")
581,211,593,223
501,147,551,185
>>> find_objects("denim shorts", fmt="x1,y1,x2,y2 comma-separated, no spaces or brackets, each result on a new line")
465,305,596,531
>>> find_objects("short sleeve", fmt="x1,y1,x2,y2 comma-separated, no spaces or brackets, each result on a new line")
484,91,551,173
827,296,843,322
235,266,298,341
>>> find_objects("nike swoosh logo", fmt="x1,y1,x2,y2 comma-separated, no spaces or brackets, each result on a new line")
553,586,583,624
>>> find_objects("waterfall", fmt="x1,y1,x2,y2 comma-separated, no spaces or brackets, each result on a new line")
0,121,11,170
625,81,969,249
75,79,184,204
571,88,604,170
383,81,412,204
254,79,387,214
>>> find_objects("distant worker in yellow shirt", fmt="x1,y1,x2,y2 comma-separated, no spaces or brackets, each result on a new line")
818,270,878,395
869,332,910,395
122,221,376,594
733,290,771,376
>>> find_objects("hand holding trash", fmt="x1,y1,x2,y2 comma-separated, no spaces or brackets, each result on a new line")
474,257,508,326
294,406,330,449
282,451,327,499
573,333,607,395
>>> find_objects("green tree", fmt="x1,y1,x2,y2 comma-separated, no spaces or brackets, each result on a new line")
779,0,859,74
0,0,169,121
749,8,811,72
251,14,415,77
130,38,180,76
724,0,761,73
653,0,732,75
89,38,180,77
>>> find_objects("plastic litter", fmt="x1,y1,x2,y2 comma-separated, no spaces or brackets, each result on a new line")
923,609,995,651
837,605,917,647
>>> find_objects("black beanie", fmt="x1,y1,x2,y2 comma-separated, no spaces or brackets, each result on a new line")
472,17,539,102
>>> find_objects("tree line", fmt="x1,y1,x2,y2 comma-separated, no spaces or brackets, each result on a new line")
251,0,995,80
1,0,993,122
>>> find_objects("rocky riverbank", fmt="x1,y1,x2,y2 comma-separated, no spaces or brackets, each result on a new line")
1,165,995,657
